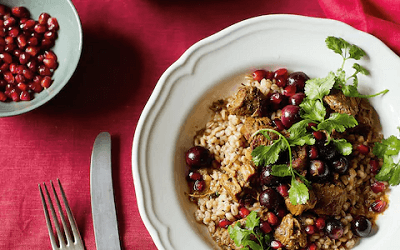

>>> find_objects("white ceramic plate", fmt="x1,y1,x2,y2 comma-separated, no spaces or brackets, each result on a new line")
132,14,400,250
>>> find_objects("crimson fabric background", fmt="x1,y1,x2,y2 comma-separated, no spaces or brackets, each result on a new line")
0,0,398,249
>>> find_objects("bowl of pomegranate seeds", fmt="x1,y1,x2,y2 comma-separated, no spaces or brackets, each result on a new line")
133,15,400,250
0,0,82,117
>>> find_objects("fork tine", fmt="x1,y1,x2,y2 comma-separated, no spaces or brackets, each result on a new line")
51,180,75,245
56,179,83,245
39,184,58,249
43,182,67,248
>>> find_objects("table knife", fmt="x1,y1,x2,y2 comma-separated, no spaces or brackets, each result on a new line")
90,132,121,250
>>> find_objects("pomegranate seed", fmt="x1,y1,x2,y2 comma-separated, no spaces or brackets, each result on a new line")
19,52,30,64
308,145,319,159
3,71,14,84
260,220,272,233
28,81,43,93
275,76,287,87
272,118,285,131
370,159,381,175
0,62,8,72
17,35,27,48
9,63,17,74
0,91,6,101
4,44,15,53
13,49,22,57
27,36,38,46
274,68,288,78
21,19,35,30
270,92,284,105
265,71,274,80
371,200,386,213
188,171,202,181
305,225,316,235
25,46,40,57
275,208,286,218
34,24,46,34
218,218,232,228
17,82,28,91
43,58,57,69
19,90,30,101
315,217,326,230
313,131,325,141
276,184,289,197
0,52,12,63
37,54,44,62
11,7,30,18
371,181,385,193
41,38,54,49
0,79,6,87
252,69,267,81
5,36,14,45
271,240,283,249
15,74,25,83
27,60,37,72
16,65,26,74
10,89,20,101
33,75,42,84
239,207,250,218
357,144,369,155
0,5,10,16
307,243,317,250
193,180,205,191
283,85,296,96
266,211,279,226
4,17,16,28
8,27,19,38
44,31,57,40
38,65,52,76
47,17,59,31
38,13,50,25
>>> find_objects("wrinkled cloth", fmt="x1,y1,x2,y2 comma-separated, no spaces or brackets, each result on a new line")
1,0,399,249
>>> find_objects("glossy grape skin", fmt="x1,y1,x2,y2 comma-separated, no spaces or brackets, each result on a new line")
309,160,330,182
286,71,310,91
259,188,283,209
281,105,300,128
318,142,338,161
289,92,305,106
185,146,212,168
351,216,372,237
331,156,349,174
325,219,344,240
260,165,280,186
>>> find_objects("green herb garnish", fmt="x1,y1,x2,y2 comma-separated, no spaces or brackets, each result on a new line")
228,211,271,250
373,131,400,185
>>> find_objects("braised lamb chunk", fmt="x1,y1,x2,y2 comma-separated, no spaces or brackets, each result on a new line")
285,189,317,216
227,86,267,117
291,146,308,171
312,183,348,216
240,117,279,149
274,214,307,250
219,173,241,201
323,89,361,117
356,98,383,142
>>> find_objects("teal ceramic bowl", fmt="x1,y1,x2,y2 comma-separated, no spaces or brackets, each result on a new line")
0,0,82,117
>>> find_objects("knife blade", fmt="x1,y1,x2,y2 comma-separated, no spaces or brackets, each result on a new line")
90,132,121,250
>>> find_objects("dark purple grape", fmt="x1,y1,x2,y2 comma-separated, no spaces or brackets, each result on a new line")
351,216,372,237
185,146,212,168
286,71,310,91
260,165,280,186
331,156,349,174
259,188,283,209
318,142,338,161
309,160,330,182
325,218,344,239
281,105,300,128
289,92,305,106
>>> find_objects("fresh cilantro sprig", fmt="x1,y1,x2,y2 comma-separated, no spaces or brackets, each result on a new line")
228,211,271,250
251,128,310,205
373,132,400,185
326,36,389,98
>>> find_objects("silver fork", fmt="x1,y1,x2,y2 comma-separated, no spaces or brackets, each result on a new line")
39,179,85,250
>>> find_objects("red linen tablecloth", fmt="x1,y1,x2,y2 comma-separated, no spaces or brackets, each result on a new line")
1,0,399,249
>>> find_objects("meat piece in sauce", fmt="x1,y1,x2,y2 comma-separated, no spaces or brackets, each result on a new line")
312,183,348,216
227,86,267,117
291,145,308,171
356,98,383,142
285,189,317,216
323,89,361,117
241,117,283,149
274,214,307,250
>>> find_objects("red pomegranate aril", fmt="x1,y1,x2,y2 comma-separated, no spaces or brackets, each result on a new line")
218,218,232,229
17,82,28,91
305,225,316,235
38,65,52,76
274,68,288,78
21,19,36,30
16,65,26,74
13,49,22,57
309,145,319,159
239,207,250,218
41,38,54,49
275,76,287,87
0,52,12,63
271,240,283,249
371,181,385,193
266,211,279,226
188,171,202,181
34,24,46,34
36,54,44,62
5,44,15,52
38,13,50,25
10,89,20,101
357,144,369,155
47,17,59,31
315,217,326,230
25,46,40,56
17,35,27,48
260,220,272,233
8,27,19,38
276,183,289,197
0,4,9,16
0,79,6,87
371,200,386,213
15,74,25,83
370,159,380,175
270,92,284,105
275,208,287,218
33,75,42,84
27,60,37,72
19,90,30,101
193,180,205,192
4,16,16,28
272,118,285,132
5,36,14,44
28,81,43,93
27,36,38,46
3,71,14,84
44,31,57,40
313,131,325,141
19,52,30,64
11,7,30,18
0,91,6,101
0,62,8,72
9,63,17,73
283,85,296,97
43,58,57,69
252,69,267,82
307,243,317,250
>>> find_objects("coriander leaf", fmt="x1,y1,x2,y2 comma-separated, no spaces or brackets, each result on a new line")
271,164,292,177
352,63,369,76
341,84,389,98
317,113,358,134
326,36,348,56
332,139,353,155
289,178,309,206
228,222,250,247
289,133,315,146
373,135,400,158
244,240,263,250
389,164,400,186
375,155,394,182
304,72,335,101
288,119,316,146
251,138,286,166
334,68,346,89
348,44,366,60
300,99,326,122
246,211,259,230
